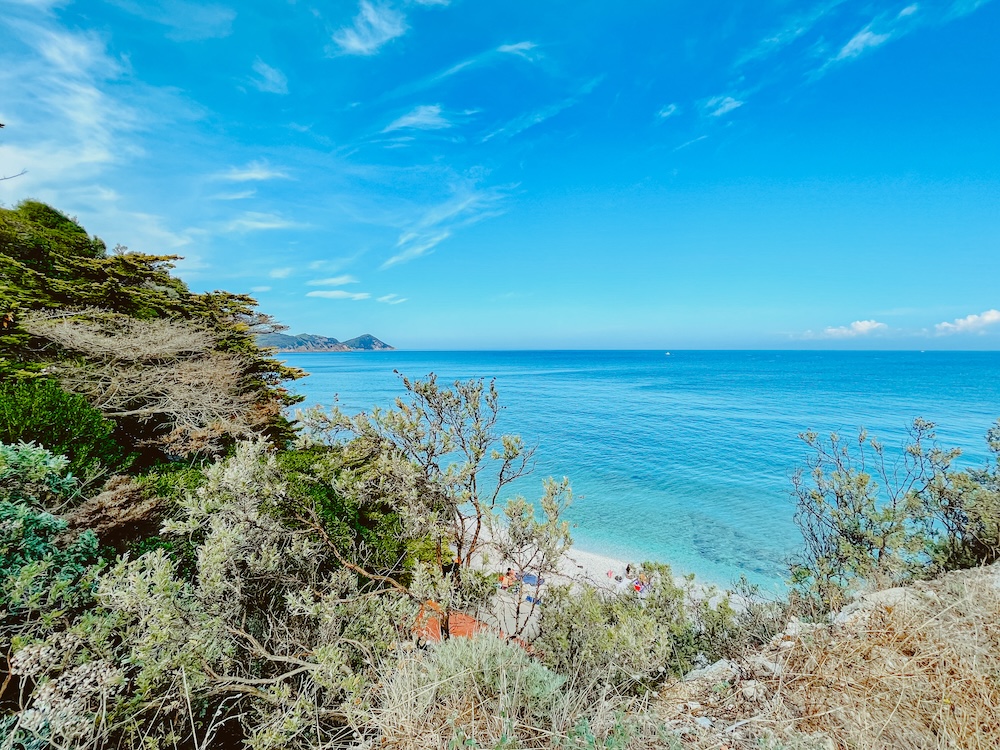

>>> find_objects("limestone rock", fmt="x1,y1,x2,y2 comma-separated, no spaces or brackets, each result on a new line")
683,658,739,683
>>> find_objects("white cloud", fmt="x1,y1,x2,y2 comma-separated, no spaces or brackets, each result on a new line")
223,212,298,232
899,4,919,17
383,231,450,267
482,77,604,142
377,293,408,304
836,27,892,60
0,24,136,200
657,103,678,120
383,104,450,132
704,95,743,117
413,0,448,5
822,319,888,338
269,267,293,278
217,160,289,181
307,290,371,300
249,58,288,95
935,309,1000,335
498,41,538,60
306,275,358,286
250,285,271,292
331,1,406,56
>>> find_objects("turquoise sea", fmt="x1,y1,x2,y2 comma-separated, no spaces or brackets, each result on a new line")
283,351,1000,591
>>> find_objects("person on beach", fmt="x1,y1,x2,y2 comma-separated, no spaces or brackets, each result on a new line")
499,568,516,590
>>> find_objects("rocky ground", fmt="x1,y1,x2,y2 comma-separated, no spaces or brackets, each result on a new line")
657,562,1000,749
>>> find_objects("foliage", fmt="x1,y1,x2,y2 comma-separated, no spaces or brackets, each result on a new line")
790,419,1000,613
298,373,534,575
0,440,421,749
0,200,304,459
0,442,102,632
923,420,1000,570
0,500,103,635
371,633,566,746
534,564,739,696
272,446,417,576
0,440,77,507
0,378,132,481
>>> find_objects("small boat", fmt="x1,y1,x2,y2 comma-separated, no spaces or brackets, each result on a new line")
665,352,671,356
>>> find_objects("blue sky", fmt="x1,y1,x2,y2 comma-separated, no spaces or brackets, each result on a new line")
1,0,998,349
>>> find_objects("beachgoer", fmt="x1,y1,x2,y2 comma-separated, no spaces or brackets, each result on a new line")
625,564,634,578
499,568,516,590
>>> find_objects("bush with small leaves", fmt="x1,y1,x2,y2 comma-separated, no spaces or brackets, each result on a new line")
534,563,739,697
0,379,133,483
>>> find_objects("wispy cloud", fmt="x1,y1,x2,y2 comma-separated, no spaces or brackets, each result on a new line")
826,3,933,69
331,1,406,56
306,275,358,286
306,290,371,300
377,293,408,304
216,161,289,181
835,27,892,60
482,76,604,142
211,189,256,200
704,95,743,117
250,285,271,292
382,185,506,268
673,135,708,151
269,267,293,278
0,23,135,196
656,103,678,120
821,319,888,338
497,41,539,61
935,309,1000,335
223,212,299,232
735,0,847,67
105,0,235,42
249,58,288,94
383,104,450,132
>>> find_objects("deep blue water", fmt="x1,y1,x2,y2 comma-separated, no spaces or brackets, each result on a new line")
281,351,1000,591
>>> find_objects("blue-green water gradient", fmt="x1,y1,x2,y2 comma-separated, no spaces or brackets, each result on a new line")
281,351,1000,590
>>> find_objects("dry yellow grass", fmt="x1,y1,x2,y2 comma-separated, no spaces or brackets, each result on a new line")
660,562,1000,750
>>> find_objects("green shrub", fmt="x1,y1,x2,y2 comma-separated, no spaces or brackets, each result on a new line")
926,421,1000,571
0,443,104,643
790,419,1000,613
273,446,416,575
535,563,740,695
0,379,133,480
0,440,76,505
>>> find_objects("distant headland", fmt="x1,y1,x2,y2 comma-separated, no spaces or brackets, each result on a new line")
257,332,394,352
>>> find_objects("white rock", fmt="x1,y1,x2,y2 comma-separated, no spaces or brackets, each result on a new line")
683,658,739,683
748,654,785,678
741,680,765,701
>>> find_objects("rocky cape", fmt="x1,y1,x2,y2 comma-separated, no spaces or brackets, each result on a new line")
257,332,393,352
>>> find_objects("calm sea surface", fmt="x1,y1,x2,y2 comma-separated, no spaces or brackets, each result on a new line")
282,351,1000,590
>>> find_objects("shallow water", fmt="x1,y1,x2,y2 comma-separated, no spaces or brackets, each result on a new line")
282,350,1000,591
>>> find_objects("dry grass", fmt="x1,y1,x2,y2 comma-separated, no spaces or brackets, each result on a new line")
658,562,1000,750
